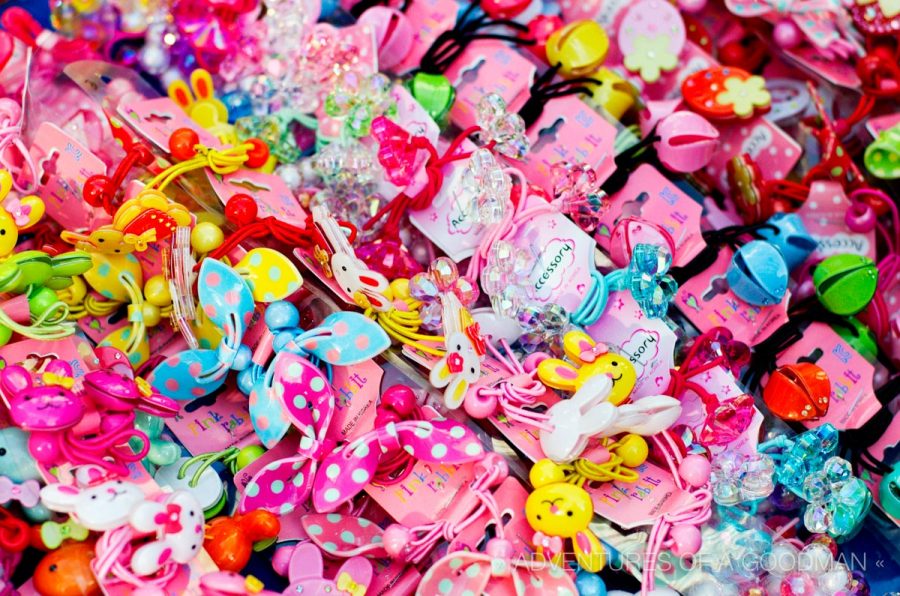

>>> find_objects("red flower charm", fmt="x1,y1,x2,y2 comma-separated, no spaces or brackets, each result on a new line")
154,504,184,535
446,352,465,374
464,323,487,357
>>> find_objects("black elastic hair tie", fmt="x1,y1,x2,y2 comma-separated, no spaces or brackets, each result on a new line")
517,64,602,129
667,222,778,286
415,0,533,76
840,374,900,476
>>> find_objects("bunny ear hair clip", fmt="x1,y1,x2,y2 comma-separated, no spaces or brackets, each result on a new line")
430,293,486,409
540,374,682,463
247,311,390,448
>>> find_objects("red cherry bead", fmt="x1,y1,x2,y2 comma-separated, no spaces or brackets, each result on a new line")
225,194,259,226
169,128,200,161
244,138,270,168
82,175,113,208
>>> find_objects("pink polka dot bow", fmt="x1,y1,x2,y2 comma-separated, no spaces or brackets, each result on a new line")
312,418,486,512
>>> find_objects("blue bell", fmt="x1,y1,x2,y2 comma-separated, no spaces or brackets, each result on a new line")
757,213,817,272
726,240,789,306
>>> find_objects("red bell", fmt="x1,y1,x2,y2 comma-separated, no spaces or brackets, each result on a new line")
763,363,830,421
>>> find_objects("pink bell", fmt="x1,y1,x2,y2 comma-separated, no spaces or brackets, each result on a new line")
609,217,676,268
358,7,414,71
639,99,681,137
654,111,720,173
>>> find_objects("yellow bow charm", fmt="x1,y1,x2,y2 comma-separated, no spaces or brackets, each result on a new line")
244,575,265,593
41,519,89,549
336,572,366,596
123,230,158,252
42,371,74,389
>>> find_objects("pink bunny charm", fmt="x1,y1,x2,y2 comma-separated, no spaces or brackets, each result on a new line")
430,293,486,409
279,543,372,596
199,571,280,596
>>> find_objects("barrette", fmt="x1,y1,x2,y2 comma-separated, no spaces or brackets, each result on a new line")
419,478,579,595
525,459,606,572
169,69,239,146
204,510,280,573
709,449,775,506
761,425,872,539
273,542,373,596
430,292,487,408
0,95,37,194
1,361,150,476
241,304,389,448
149,256,301,401
39,517,90,550
722,0,859,58
540,373,681,463
535,330,637,403
640,433,711,591
34,541,99,596
664,327,755,447
239,338,389,514
302,452,505,564
311,410,485,512
0,427,50,522
199,571,281,596
408,0,534,123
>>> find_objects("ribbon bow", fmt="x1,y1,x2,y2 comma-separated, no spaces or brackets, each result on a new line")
0,477,39,508
532,532,564,556
2,196,31,227
42,371,74,389
40,518,89,549
312,417,484,512
578,342,609,364
336,572,366,596
244,310,390,449
149,258,257,400
122,230,157,252
724,0,852,54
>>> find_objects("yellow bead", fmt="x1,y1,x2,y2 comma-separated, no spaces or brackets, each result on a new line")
612,434,648,468
143,275,172,307
529,458,566,488
390,278,410,300
583,67,637,121
191,222,224,254
141,304,162,328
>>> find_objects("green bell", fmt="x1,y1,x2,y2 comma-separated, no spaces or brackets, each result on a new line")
864,124,900,180
406,72,456,126
813,254,878,316
879,467,900,520
831,318,879,363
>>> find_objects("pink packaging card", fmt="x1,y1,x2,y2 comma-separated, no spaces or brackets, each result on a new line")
783,46,861,89
330,359,384,441
505,194,596,312
794,181,876,262
293,245,356,306
366,461,477,527
585,290,677,399
677,247,790,346
117,97,221,152
205,168,307,228
448,477,535,557
862,414,900,527
394,0,458,74
704,116,803,194
444,40,537,132
516,95,617,192
866,112,900,138
589,460,693,529
165,386,256,454
596,164,706,267
28,122,106,230
776,322,880,431
390,84,440,146
0,336,94,384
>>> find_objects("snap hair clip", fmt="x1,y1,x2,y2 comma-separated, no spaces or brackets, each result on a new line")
302,452,504,563
540,373,681,463
525,459,605,572
311,411,484,512
409,0,534,123
763,362,831,422
430,292,487,408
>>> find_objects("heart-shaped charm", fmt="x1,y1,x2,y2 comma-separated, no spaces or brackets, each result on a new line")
698,393,754,446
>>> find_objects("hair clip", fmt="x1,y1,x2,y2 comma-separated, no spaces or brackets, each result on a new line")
302,452,505,564
204,510,280,573
273,542,372,596
169,69,238,145
0,428,50,522
0,97,37,194
242,306,389,448
39,517,90,550
683,66,772,121
723,0,858,57
541,373,681,463
410,1,533,123
641,433,711,591
665,327,755,447
311,410,484,512
536,329,637,403
710,449,775,506
526,459,605,572
430,293,487,408
813,253,878,316
199,571,280,596
474,93,530,159
324,71,397,139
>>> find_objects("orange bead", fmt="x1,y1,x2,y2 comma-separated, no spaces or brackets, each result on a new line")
244,138,270,169
34,542,101,596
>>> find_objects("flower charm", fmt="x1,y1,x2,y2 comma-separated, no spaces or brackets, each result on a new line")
710,451,775,505
325,72,397,138
516,303,569,356
551,161,608,233
475,94,530,160
800,456,871,539
482,240,533,317
625,243,678,319
408,258,479,331
715,75,772,119
154,503,184,535
623,36,679,84
461,149,511,226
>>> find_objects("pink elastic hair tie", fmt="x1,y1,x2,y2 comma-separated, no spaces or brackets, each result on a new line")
93,528,180,592
0,50,36,193
642,431,712,594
